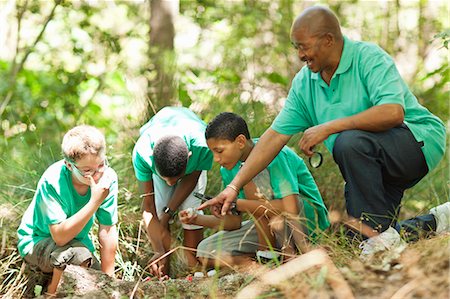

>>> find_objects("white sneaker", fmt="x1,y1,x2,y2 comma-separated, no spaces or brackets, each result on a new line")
359,227,406,261
430,202,450,234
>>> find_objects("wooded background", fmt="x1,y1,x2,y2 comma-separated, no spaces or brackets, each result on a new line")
0,0,448,291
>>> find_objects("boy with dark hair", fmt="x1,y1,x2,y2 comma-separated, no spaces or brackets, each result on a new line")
17,125,118,295
179,112,329,267
132,107,213,276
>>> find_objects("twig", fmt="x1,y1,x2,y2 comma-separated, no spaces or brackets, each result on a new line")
1,230,6,255
236,249,354,299
0,0,61,118
390,278,420,298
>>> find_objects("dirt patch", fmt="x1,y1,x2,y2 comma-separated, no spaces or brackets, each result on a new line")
26,234,450,298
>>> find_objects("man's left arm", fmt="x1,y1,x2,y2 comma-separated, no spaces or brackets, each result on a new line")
98,224,117,276
300,104,404,155
300,48,407,156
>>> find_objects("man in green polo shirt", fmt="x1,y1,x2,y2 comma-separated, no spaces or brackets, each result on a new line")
132,107,213,276
200,6,448,260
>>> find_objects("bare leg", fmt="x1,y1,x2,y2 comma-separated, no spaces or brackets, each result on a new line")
200,254,255,269
46,267,63,295
253,215,276,251
183,228,204,267
345,216,380,238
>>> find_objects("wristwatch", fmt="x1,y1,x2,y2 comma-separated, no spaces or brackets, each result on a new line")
230,199,240,216
162,206,175,217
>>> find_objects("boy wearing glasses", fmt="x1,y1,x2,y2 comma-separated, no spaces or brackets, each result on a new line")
17,125,118,295
132,107,213,277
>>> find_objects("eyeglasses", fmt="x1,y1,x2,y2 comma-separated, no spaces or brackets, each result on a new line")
291,34,326,52
71,159,109,177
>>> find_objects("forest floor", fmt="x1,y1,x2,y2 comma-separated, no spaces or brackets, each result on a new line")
9,233,448,299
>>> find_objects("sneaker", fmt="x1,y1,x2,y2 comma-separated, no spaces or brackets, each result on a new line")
359,227,406,261
430,202,450,234
256,250,280,264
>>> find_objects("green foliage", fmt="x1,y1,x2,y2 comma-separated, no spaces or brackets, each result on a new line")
434,29,450,49
0,1,449,297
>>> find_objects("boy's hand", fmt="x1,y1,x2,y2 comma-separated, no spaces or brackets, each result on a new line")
178,209,198,224
198,187,237,216
149,252,166,278
88,168,113,203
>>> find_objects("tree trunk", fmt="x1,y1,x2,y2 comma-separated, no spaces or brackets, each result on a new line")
146,0,179,120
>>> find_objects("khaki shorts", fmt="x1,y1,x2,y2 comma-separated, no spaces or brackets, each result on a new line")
24,238,100,273
153,171,207,230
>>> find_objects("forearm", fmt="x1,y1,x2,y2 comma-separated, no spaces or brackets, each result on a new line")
325,104,404,134
193,214,241,231
50,200,101,246
236,199,286,218
167,171,201,211
143,210,169,253
99,225,118,276
140,181,168,252
230,129,290,189
253,215,276,250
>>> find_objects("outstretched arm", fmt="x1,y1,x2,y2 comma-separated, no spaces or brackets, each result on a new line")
179,210,241,231
199,128,291,215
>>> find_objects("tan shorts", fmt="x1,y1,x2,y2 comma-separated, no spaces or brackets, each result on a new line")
153,171,207,230
24,238,100,273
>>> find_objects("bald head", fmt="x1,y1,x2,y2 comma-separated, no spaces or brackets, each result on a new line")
291,6,342,41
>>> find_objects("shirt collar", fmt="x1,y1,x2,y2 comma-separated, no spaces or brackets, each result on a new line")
309,35,353,81
335,36,353,75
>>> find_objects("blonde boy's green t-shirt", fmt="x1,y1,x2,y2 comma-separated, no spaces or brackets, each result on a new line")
272,36,446,171
132,107,213,181
17,160,118,257
220,140,330,235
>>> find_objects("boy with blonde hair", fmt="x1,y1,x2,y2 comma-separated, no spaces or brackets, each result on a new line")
17,125,118,295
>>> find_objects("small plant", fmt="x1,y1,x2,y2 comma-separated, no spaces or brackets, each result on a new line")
34,284,42,297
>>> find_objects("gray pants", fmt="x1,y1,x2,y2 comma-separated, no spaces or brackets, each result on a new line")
196,220,259,258
24,238,100,273
196,219,301,258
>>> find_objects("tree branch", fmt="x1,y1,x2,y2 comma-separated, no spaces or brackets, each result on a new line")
0,0,62,118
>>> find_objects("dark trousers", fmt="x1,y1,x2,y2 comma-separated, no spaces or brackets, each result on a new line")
332,125,436,240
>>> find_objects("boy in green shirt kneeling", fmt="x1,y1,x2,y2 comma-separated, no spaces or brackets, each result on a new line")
179,112,329,268
17,125,118,295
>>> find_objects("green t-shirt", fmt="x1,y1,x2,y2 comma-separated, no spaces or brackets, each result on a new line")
17,160,118,257
132,107,213,181
220,140,330,235
272,36,446,171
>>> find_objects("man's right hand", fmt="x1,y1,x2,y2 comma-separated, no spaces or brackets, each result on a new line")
88,170,112,203
198,186,238,216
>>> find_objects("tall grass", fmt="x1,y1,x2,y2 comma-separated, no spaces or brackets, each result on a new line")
0,112,448,297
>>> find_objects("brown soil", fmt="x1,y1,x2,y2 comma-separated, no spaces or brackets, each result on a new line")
40,234,449,299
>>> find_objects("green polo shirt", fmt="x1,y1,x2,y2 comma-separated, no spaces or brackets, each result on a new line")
17,160,118,257
132,107,213,181
220,140,330,235
272,36,446,171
